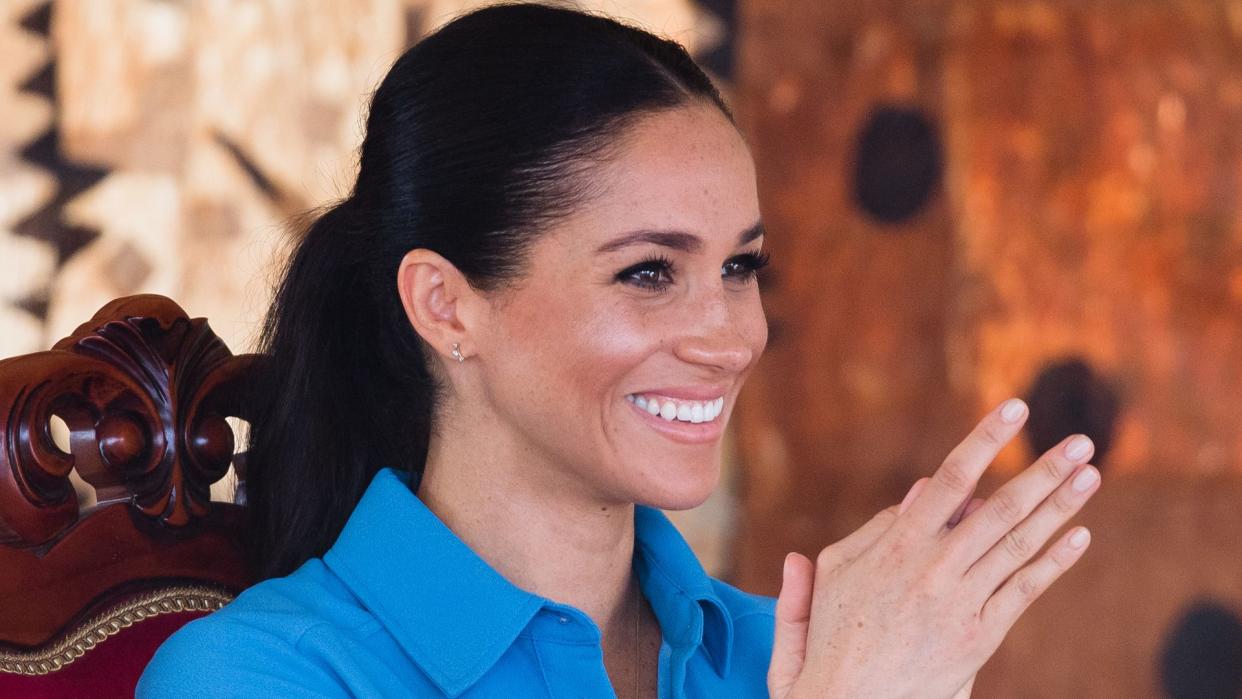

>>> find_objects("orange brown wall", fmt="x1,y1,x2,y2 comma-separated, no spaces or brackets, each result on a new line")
731,1,1242,695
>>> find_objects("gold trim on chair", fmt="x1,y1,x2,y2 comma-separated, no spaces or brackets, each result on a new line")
0,586,234,676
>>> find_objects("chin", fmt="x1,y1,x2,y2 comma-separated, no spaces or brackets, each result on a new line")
633,456,721,511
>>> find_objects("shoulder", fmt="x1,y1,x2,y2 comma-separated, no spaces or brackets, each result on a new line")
137,560,374,698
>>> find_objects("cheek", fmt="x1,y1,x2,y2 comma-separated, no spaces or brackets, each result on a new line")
562,299,659,395
494,291,657,409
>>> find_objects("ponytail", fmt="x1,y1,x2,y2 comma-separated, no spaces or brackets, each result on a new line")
243,199,435,579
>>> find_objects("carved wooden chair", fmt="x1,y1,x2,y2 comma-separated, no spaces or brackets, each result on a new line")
0,295,255,696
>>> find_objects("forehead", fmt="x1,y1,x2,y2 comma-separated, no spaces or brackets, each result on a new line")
548,104,761,250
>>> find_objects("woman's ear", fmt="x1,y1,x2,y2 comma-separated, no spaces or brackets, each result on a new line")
396,249,481,362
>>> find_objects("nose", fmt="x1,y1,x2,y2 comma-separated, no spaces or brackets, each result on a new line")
671,292,760,374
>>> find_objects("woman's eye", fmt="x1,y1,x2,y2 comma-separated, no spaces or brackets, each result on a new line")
722,250,771,283
617,257,675,290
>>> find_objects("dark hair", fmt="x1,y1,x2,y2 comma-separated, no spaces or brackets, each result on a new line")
243,2,731,579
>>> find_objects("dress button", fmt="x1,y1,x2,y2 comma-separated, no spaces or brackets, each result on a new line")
557,615,570,624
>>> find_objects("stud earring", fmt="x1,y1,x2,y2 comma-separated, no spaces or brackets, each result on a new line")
451,343,465,363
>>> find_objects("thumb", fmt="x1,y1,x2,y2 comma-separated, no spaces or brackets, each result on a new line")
768,552,814,699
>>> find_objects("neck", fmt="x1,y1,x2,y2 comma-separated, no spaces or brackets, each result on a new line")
415,407,637,637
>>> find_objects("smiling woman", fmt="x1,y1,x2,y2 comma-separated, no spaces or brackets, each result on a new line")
406,104,770,518
136,4,1100,698
138,5,774,697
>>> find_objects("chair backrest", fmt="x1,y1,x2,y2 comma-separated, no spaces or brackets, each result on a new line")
0,295,255,696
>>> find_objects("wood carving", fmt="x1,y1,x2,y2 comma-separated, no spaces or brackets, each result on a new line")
0,295,254,647
0,295,253,546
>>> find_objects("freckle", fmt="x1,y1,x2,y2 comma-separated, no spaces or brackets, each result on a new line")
857,621,864,628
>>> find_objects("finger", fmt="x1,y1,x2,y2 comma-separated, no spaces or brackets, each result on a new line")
898,478,929,515
981,526,1091,632
947,483,979,528
943,496,983,531
948,433,1095,567
769,552,815,698
967,464,1099,588
904,476,973,528
962,498,986,519
902,399,1029,531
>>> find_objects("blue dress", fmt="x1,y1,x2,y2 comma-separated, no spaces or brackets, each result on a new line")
137,468,776,697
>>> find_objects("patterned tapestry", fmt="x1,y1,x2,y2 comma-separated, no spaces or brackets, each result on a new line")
0,0,730,355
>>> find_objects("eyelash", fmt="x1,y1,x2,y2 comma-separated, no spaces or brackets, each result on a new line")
616,251,771,291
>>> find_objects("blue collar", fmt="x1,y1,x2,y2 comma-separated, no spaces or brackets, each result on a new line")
322,469,734,696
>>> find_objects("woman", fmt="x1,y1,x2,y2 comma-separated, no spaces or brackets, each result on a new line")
139,4,1100,697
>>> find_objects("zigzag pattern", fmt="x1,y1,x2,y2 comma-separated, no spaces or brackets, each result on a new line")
11,1,108,319
0,1,55,355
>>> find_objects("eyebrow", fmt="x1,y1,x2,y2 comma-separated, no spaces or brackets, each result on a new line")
594,220,765,255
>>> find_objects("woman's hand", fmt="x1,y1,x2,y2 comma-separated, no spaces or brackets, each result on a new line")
767,399,1100,699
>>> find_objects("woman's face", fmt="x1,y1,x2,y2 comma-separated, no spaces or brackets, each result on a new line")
474,102,767,510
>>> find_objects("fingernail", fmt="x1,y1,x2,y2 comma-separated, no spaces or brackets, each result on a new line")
783,553,794,578
1068,527,1090,548
1000,399,1027,423
1072,466,1099,493
1065,435,1093,460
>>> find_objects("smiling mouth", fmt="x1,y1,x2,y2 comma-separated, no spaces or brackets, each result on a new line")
625,393,725,424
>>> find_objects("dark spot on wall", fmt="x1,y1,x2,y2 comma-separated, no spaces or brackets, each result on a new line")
1024,357,1120,469
852,105,943,225
1160,600,1242,699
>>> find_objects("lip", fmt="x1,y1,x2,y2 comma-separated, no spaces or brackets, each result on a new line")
627,385,730,401
627,397,727,445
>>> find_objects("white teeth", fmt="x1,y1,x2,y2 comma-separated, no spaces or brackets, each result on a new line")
659,401,677,421
629,394,727,425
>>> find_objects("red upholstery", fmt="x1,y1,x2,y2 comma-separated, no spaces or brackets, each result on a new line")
0,610,211,698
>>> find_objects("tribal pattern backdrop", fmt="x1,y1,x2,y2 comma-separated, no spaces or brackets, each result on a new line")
0,0,730,355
